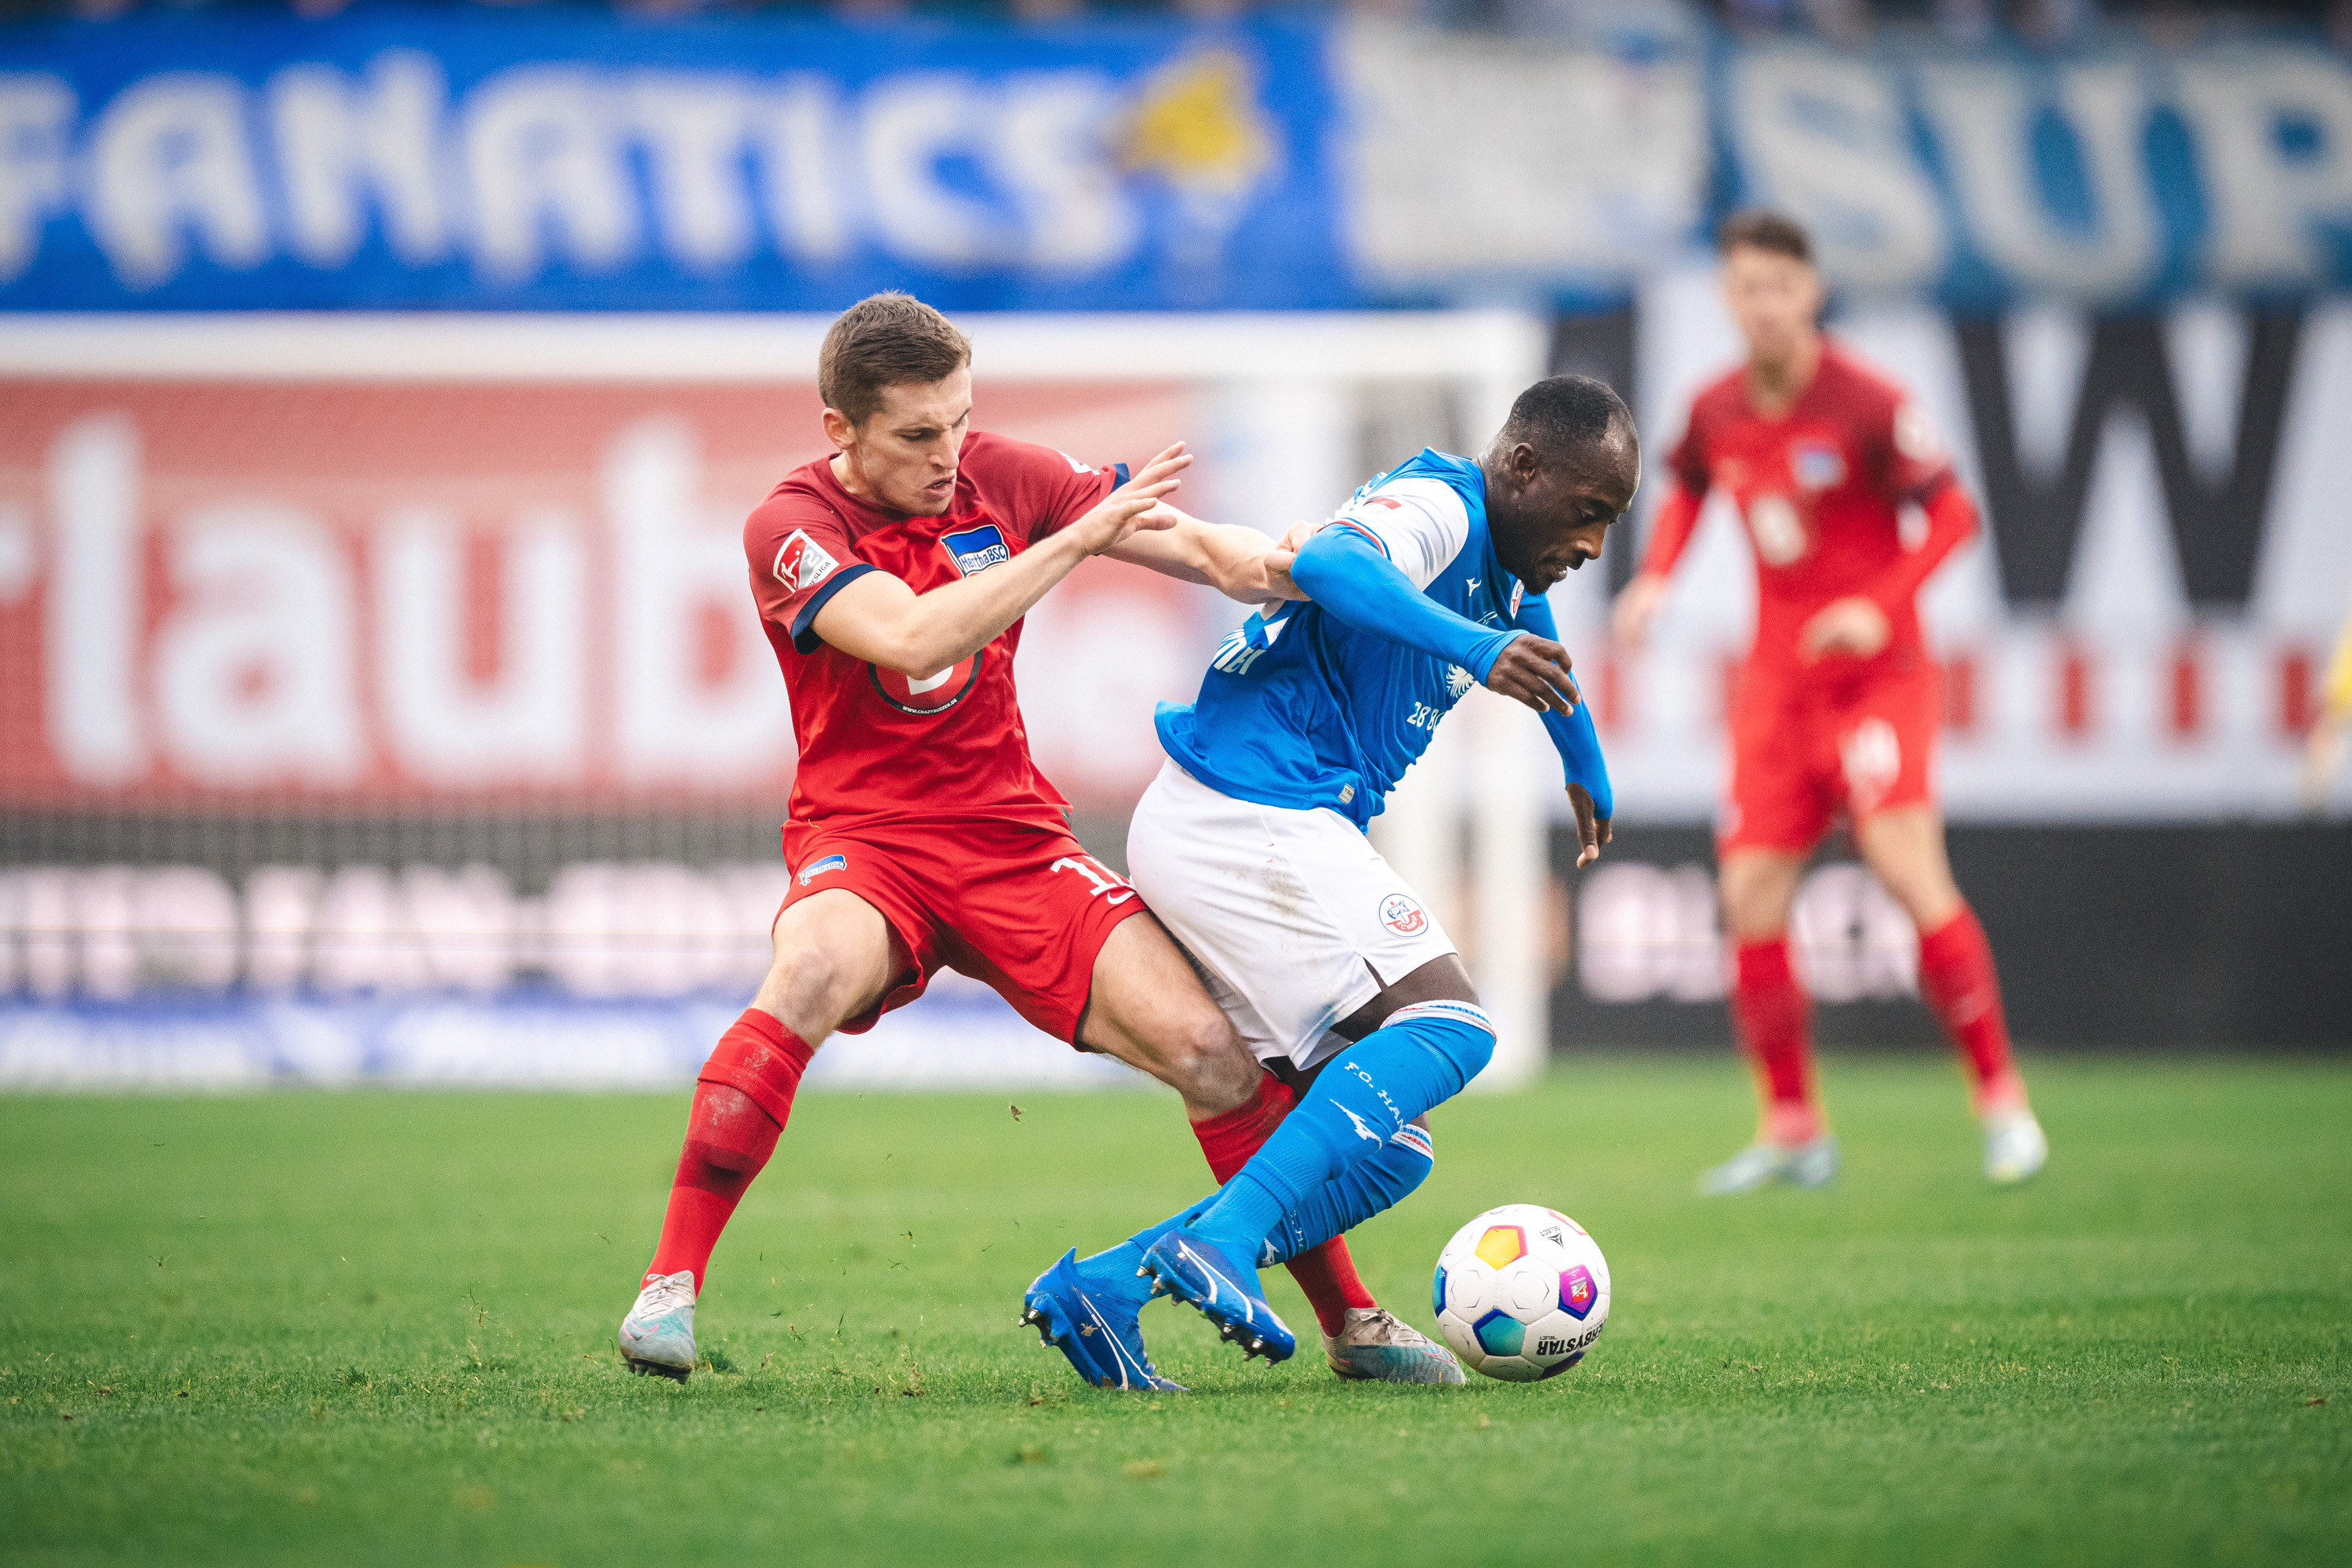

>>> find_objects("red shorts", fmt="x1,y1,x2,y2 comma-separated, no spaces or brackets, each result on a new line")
1720,662,1940,856
775,815,1149,1044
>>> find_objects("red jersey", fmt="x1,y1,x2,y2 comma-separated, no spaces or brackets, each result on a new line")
1645,339,1971,692
744,431,1123,833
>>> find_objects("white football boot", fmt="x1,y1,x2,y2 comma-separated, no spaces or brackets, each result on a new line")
1698,1134,1840,1195
1983,1109,2049,1185
617,1269,698,1381
1324,1307,1467,1385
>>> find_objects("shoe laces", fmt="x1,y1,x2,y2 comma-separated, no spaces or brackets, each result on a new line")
635,1270,695,1316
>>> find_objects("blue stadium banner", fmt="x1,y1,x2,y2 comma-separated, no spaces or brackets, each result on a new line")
1717,37,2352,309
0,7,1346,311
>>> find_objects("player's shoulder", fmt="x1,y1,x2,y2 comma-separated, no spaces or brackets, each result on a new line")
958,428,1105,487
744,458,847,544
1682,365,1751,439
1353,470,1471,522
1815,340,1910,419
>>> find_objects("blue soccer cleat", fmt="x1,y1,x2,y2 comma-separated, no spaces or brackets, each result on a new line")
1021,1249,1186,1392
1142,1231,1296,1363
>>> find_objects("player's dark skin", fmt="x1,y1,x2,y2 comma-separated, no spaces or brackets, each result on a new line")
1330,417,1641,1047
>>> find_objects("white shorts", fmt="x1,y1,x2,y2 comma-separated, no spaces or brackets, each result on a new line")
1126,758,1457,1069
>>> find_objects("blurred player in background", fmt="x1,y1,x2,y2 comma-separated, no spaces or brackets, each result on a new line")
1026,376,1628,1378
618,293,1444,1389
1613,211,2048,1192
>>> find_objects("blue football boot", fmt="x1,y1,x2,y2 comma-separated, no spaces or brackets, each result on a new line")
1141,1231,1296,1363
1020,1249,1186,1392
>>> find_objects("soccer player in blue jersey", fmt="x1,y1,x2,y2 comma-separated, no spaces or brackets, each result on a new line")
1022,376,1637,1386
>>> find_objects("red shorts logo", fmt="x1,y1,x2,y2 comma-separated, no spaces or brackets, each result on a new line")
1379,893,1427,936
869,649,982,716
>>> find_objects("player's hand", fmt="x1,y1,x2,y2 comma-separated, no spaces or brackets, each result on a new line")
1566,783,1611,869
1611,572,1668,652
1073,443,1191,555
1253,521,1320,604
1801,596,1891,661
1486,634,1580,715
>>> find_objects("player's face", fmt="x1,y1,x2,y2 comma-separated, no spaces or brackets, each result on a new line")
1722,245,1823,368
829,368,974,516
1500,433,1640,593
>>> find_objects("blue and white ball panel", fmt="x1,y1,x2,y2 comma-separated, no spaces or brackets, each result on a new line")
1125,757,1458,1071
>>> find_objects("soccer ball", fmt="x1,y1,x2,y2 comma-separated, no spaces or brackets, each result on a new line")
1431,1203,1611,1381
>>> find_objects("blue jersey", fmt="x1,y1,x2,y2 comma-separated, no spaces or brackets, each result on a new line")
1156,450,1530,830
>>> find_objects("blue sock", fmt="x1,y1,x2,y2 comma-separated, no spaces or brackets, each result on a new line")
1259,1122,1434,1267
1076,1196,1213,1309
1188,1001,1494,1258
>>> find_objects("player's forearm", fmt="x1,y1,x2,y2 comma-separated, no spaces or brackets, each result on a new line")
815,530,1088,677
1864,482,1976,614
1290,528,1519,678
1108,506,1287,602
1515,593,1614,818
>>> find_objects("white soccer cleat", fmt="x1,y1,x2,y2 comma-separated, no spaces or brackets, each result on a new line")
617,1269,698,1381
1984,1110,2048,1185
1323,1307,1467,1385
1698,1134,1839,1195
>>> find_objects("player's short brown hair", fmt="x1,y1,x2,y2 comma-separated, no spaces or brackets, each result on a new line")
1716,209,1813,265
818,292,973,427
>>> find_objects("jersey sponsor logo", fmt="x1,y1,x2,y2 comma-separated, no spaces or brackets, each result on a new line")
797,852,848,887
1744,492,1809,567
869,648,983,716
1210,611,1287,677
773,529,840,593
1379,892,1428,935
1791,440,1846,492
941,523,1011,577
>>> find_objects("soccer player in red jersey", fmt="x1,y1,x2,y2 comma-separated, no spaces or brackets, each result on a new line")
1613,212,2048,1190
616,294,1461,1387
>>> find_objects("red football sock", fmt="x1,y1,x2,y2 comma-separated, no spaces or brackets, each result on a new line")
1917,906,2026,1115
1189,1072,1374,1337
644,1009,812,1293
1732,938,1822,1146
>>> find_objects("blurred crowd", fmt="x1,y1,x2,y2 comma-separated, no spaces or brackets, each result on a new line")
4,0,2348,53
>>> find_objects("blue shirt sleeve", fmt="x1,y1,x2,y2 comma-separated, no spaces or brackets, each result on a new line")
1290,526,1523,683
1512,591,1614,820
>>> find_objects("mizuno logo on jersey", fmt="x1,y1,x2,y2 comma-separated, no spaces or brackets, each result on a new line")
773,530,840,592
942,523,1011,577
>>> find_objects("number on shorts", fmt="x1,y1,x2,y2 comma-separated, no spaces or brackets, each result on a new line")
1051,854,1137,906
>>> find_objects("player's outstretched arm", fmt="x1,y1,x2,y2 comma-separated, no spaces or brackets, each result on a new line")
1105,502,1305,604
1612,484,1701,652
1288,527,1579,714
812,445,1189,677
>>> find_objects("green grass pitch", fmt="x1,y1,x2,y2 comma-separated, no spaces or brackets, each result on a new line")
2,1056,2347,1567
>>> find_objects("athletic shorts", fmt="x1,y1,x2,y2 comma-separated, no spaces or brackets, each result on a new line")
1720,661,1941,856
1126,758,1457,1071
777,815,1149,1044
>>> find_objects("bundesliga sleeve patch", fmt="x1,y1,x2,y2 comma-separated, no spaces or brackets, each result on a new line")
773,529,840,593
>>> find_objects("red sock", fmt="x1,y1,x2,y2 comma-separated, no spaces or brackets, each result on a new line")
1733,938,1822,1145
644,1009,812,1293
1917,906,2025,1114
1189,1073,1374,1337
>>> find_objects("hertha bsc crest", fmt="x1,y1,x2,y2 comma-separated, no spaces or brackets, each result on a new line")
870,648,983,715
